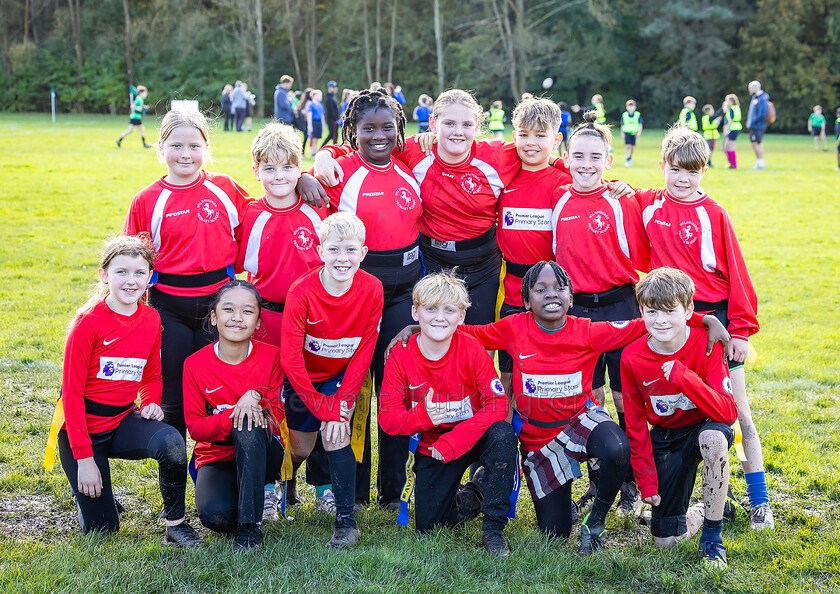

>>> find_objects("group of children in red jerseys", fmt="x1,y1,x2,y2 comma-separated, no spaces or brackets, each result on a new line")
48,87,772,568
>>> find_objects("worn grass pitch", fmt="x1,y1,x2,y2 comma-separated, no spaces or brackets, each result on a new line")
0,113,838,593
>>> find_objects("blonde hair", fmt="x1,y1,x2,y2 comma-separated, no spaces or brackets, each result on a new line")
251,122,302,168
156,110,211,164
412,270,471,310
567,111,613,152
625,99,636,108
432,89,487,131
318,212,366,245
512,98,562,133
69,236,156,331
661,126,710,171
635,267,695,311
136,85,148,95
725,94,739,106
814,105,822,111
683,96,696,106
702,104,714,114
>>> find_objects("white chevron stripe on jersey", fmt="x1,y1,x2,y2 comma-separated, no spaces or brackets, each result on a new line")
150,188,172,251
696,205,716,272
243,210,271,275
203,178,240,240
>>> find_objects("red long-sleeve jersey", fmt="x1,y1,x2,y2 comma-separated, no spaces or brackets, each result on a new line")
183,340,284,469
61,301,162,460
379,332,509,462
498,166,572,306
280,267,384,422
550,184,648,294
620,330,737,498
636,188,759,340
320,152,422,251
234,196,328,303
124,171,250,297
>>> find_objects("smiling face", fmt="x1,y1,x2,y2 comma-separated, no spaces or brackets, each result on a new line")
99,254,151,315
317,236,367,292
564,134,612,192
356,107,397,166
161,125,208,185
524,265,572,330
430,102,478,163
254,158,301,206
210,286,261,345
515,125,562,171
642,301,693,353
660,159,706,201
412,302,466,345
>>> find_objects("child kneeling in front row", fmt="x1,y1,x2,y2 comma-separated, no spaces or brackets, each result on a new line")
621,267,737,568
379,272,517,556
281,212,384,548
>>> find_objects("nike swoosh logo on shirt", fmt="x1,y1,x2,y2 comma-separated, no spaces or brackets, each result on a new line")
503,187,518,193
409,383,426,390
643,379,659,386
205,387,223,394
306,318,323,325
103,338,118,346
519,353,537,359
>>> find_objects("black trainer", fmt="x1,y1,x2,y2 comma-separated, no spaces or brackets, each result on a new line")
482,530,511,557
327,514,360,548
233,523,264,551
457,466,485,521
116,138,121,147
577,517,605,556
165,521,205,548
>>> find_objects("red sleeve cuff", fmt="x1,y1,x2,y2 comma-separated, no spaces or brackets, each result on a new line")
72,444,94,460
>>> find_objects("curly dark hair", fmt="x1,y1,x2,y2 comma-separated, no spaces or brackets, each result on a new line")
341,88,406,152
520,261,573,306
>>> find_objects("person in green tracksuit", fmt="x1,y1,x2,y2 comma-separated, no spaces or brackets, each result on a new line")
701,104,723,166
620,99,643,166
722,93,742,169
117,85,152,149
678,96,698,132
488,100,506,139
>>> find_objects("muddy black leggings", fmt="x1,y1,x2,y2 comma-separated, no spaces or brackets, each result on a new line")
58,412,187,534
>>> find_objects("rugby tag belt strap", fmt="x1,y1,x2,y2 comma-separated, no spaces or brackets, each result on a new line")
43,398,65,472
508,410,524,518
397,432,422,527
351,373,373,463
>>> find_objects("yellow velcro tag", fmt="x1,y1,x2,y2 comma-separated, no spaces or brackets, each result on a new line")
278,417,294,481
43,399,65,472
495,260,507,322
747,340,758,364
732,418,747,463
401,449,416,503
351,373,372,463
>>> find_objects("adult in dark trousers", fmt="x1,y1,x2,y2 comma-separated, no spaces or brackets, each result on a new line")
221,84,233,131
320,81,341,149
231,81,248,132
274,75,295,125
746,80,769,170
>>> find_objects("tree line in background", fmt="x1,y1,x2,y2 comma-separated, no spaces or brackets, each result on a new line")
1,0,838,131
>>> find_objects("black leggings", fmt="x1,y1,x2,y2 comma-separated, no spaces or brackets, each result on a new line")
531,421,630,538
148,287,217,438
195,426,285,533
414,421,518,532
58,412,187,534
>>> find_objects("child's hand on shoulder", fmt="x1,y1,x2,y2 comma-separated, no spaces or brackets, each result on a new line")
606,180,634,199
416,132,436,155
313,151,343,187
140,403,164,421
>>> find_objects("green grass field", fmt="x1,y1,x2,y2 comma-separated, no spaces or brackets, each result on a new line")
1,113,838,593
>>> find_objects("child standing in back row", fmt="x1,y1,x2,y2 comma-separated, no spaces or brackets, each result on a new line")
124,110,250,440
489,100,507,139
635,127,774,530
